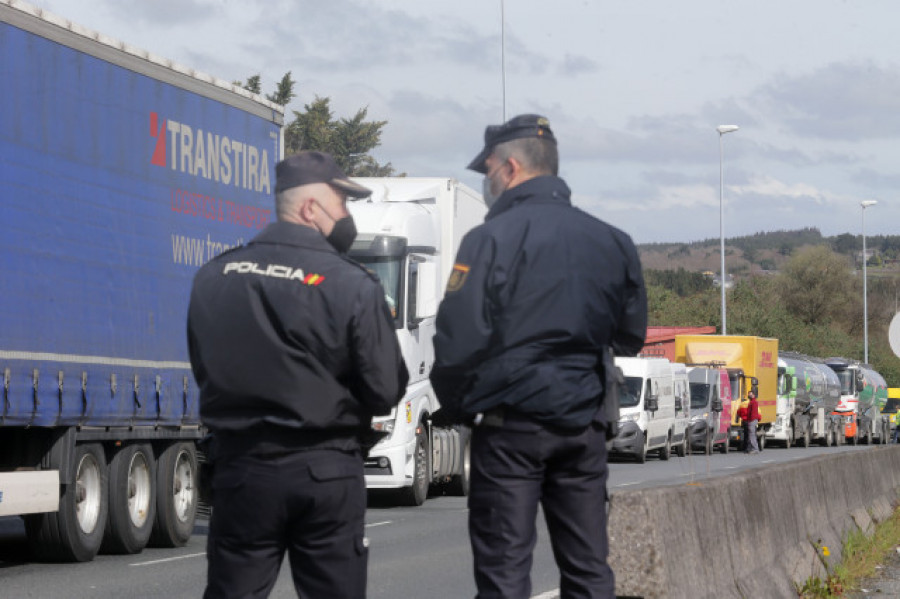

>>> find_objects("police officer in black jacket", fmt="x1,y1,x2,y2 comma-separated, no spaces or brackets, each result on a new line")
188,151,409,599
430,115,647,599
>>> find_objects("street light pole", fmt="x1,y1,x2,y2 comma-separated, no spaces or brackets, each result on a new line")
717,125,739,335
500,0,506,121
861,200,878,363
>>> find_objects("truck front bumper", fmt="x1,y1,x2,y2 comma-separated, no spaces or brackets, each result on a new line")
364,438,413,490
609,421,643,458
688,421,710,449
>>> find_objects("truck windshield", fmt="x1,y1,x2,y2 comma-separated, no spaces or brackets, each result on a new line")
835,369,854,395
353,257,402,323
689,383,710,409
620,376,643,408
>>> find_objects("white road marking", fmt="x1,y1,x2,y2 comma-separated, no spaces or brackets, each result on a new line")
130,552,206,567
365,520,393,528
531,590,560,598
614,481,640,487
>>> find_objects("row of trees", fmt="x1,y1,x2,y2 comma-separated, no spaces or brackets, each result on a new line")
646,245,900,386
647,229,900,270
237,73,399,176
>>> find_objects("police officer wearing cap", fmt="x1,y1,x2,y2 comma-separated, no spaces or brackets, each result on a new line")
187,150,409,599
430,114,647,598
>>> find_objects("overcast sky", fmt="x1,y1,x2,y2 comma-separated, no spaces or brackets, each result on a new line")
26,0,900,244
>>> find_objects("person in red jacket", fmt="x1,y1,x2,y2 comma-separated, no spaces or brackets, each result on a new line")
746,391,761,454
737,402,750,453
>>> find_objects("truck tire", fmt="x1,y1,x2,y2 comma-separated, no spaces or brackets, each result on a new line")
718,433,729,454
102,443,156,554
659,434,671,461
635,434,647,464
705,431,713,456
398,425,430,506
446,426,471,497
800,428,810,448
149,442,198,547
758,433,766,451
834,425,844,446
784,423,793,449
25,443,108,562
675,433,687,458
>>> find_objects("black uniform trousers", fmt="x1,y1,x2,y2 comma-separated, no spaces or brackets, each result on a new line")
468,415,614,599
204,448,367,599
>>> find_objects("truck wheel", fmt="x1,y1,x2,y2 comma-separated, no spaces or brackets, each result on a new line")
834,425,844,446
398,425,430,506
705,431,713,455
102,444,156,554
25,443,108,562
865,428,873,445
659,434,671,461
784,423,793,449
675,434,687,458
635,434,647,464
718,433,729,454
446,426,471,496
150,442,198,547
800,429,810,448
758,433,766,451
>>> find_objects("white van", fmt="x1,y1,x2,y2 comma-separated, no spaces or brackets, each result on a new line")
670,362,691,457
611,357,677,463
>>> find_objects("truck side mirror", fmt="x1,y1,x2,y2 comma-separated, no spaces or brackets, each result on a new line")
711,399,723,413
785,376,794,393
645,395,659,412
674,397,682,411
413,262,438,322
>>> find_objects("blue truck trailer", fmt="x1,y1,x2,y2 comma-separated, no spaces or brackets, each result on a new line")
0,0,283,561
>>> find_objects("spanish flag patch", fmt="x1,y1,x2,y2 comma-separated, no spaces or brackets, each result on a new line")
446,263,470,292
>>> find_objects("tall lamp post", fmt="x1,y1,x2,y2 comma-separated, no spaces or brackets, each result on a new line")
861,200,878,363
500,0,506,121
717,125,739,335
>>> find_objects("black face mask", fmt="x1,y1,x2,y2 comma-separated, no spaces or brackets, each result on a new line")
326,215,357,253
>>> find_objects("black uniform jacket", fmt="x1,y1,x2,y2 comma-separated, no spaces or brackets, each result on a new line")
430,175,647,429
188,221,409,448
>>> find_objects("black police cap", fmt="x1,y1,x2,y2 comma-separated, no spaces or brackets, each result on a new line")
467,114,557,174
275,151,372,197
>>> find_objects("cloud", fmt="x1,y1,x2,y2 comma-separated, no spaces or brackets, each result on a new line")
758,61,900,140
106,0,219,25
851,168,900,190
559,53,599,76
733,175,837,206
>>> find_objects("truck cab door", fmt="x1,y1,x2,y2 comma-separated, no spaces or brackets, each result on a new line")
405,255,437,383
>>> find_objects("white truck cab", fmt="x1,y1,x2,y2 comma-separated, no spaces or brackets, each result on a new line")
348,178,486,505
611,357,677,463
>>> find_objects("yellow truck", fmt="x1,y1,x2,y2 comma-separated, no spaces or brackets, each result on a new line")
675,335,778,448
886,388,900,442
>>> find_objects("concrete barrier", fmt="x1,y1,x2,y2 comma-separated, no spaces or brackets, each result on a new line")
608,446,900,598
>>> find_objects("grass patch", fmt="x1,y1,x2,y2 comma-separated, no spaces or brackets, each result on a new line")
797,507,900,598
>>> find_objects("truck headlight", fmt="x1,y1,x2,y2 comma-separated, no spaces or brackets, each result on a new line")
372,419,395,434
618,413,640,424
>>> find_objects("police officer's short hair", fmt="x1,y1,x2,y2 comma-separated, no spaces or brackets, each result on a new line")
275,187,302,221
493,137,559,176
